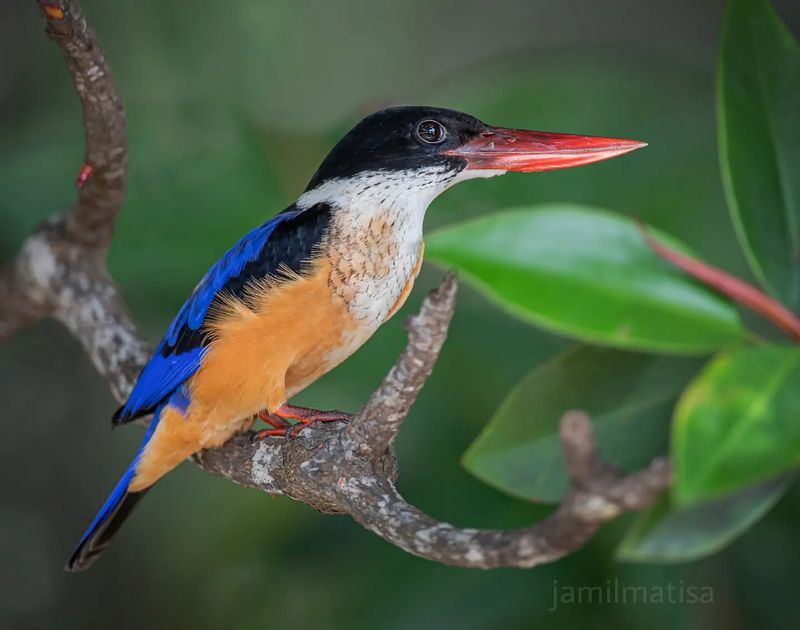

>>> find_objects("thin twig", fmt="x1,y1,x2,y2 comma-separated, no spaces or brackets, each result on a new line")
640,222,800,342
38,0,127,247
344,271,458,460
1,0,127,341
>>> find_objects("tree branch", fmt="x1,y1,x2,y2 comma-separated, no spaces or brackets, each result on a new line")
39,0,127,247
1,0,126,342
0,0,670,569
343,272,458,460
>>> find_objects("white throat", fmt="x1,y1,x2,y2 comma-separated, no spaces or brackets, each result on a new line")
296,165,503,219
294,165,503,325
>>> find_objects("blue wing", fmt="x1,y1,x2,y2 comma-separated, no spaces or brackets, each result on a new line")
113,206,310,424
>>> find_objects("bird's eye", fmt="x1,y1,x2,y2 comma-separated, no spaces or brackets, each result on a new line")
416,120,447,144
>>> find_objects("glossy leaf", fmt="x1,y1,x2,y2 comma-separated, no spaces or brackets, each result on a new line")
427,205,747,353
718,0,800,307
463,346,703,503
617,476,790,563
674,344,800,504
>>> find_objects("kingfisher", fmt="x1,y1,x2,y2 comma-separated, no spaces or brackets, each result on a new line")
66,106,645,571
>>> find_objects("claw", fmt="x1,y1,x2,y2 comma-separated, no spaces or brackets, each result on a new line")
254,427,292,439
258,410,291,430
252,404,352,439
274,403,352,424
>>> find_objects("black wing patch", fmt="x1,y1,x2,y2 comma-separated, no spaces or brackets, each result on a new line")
164,202,333,357
113,202,333,424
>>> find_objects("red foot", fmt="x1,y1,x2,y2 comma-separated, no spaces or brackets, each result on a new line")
254,427,294,439
258,410,291,429
253,403,352,439
253,410,291,439
275,403,352,424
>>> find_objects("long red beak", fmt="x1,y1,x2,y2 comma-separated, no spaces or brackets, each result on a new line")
445,127,647,172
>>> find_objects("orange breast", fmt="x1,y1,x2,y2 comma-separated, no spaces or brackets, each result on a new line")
193,258,361,416
131,259,364,491
131,230,424,491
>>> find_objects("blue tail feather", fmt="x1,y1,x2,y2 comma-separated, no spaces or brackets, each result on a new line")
66,407,162,572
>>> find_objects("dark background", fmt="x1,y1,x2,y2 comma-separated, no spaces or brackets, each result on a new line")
2,1,799,628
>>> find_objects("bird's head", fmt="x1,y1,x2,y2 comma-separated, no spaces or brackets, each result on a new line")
299,106,645,212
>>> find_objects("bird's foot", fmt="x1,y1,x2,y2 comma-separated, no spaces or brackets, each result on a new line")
276,403,352,425
254,427,294,439
258,410,292,429
254,403,352,439
253,410,292,440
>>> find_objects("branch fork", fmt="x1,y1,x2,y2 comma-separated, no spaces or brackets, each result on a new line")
0,0,670,569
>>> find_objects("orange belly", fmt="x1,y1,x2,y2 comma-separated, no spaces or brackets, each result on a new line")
195,259,362,413
131,241,423,491
132,259,365,489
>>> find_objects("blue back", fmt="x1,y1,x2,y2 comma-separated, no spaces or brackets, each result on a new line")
114,208,304,422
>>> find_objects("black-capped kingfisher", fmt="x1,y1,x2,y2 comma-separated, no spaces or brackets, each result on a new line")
67,106,645,571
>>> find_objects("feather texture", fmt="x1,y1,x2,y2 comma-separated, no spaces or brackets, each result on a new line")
113,205,332,423
66,405,163,571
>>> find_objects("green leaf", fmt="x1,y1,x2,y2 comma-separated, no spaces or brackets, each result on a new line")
673,344,800,504
426,205,747,354
616,476,790,563
718,0,800,307
463,346,703,503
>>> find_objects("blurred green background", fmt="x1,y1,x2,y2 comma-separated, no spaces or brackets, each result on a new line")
2,1,800,628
